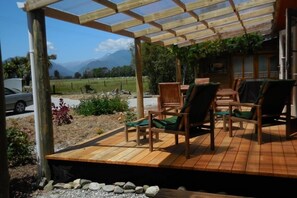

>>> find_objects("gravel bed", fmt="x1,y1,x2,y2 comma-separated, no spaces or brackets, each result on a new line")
33,188,149,198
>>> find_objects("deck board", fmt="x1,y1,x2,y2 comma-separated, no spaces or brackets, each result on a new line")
46,120,297,183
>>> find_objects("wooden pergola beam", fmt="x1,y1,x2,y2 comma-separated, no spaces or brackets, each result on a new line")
25,0,60,11
29,8,54,180
134,38,144,119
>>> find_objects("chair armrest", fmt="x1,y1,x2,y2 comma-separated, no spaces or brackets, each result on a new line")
229,101,260,108
148,110,186,117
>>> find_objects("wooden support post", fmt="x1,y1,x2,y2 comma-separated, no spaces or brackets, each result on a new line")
176,57,182,83
30,9,54,180
135,38,144,119
0,43,10,198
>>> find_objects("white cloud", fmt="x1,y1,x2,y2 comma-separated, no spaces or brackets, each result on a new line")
47,41,55,50
95,38,133,52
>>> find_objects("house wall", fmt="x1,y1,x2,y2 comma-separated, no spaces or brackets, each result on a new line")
291,26,297,116
198,38,279,88
279,25,297,117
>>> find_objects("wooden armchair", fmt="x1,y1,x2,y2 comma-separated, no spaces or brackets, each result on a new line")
148,82,220,158
157,82,184,119
228,79,296,144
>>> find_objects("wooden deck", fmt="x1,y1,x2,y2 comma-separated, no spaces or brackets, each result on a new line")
46,120,297,197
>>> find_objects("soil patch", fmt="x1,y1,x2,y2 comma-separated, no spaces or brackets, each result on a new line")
6,102,126,197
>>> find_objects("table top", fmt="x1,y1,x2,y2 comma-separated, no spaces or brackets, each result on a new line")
216,89,237,96
180,85,189,93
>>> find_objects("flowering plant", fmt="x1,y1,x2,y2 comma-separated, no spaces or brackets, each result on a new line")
51,98,73,126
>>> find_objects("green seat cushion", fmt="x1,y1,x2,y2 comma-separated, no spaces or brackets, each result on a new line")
152,116,178,130
215,111,230,116
126,119,149,127
233,109,253,119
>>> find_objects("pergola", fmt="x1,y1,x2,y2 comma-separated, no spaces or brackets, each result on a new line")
26,0,278,46
18,0,294,180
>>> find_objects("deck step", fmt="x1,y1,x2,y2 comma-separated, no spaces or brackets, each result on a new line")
155,188,247,198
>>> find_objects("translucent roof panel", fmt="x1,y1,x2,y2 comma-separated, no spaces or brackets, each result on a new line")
193,1,230,15
26,0,279,47
172,22,205,32
110,0,128,3
233,0,250,5
239,3,274,15
156,13,192,25
132,0,177,16
97,13,135,26
180,0,200,3
204,12,236,23
127,24,153,32
48,0,104,15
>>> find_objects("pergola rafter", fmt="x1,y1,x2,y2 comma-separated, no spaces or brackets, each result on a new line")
25,0,278,47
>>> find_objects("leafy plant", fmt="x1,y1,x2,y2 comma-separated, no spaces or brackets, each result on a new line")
74,95,129,116
51,98,73,126
123,111,137,123
142,42,176,94
6,127,33,167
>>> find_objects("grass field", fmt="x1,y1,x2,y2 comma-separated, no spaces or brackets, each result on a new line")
50,76,149,95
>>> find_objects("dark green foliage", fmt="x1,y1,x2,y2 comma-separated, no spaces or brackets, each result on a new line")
74,95,129,116
142,33,264,89
6,127,33,167
142,43,176,94
225,32,264,54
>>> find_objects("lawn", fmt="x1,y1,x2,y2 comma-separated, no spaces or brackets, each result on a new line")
50,76,149,94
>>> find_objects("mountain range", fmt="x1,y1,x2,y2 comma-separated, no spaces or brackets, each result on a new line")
49,49,132,77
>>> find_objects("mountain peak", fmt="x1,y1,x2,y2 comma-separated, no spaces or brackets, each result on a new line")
49,49,132,77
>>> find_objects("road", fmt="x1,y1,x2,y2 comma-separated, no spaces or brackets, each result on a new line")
6,96,158,119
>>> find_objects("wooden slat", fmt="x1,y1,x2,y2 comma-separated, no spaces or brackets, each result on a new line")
38,0,278,46
236,0,275,11
271,125,288,176
25,0,60,11
240,5,274,20
79,0,159,24
98,0,159,12
259,128,273,175
185,0,226,11
79,8,116,24
46,120,297,180
199,7,234,21
44,7,80,24
205,127,228,169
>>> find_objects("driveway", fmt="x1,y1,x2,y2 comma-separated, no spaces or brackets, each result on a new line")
6,96,158,119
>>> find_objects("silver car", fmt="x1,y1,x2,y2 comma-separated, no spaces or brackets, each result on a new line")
5,87,33,113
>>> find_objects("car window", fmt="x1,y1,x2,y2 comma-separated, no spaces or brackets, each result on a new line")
5,88,15,95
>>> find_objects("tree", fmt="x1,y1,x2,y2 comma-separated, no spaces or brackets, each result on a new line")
74,72,81,79
3,56,28,78
142,42,176,94
54,70,60,79
3,53,57,83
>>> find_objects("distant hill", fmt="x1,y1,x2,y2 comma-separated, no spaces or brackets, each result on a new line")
79,49,132,73
62,59,95,73
49,62,73,77
49,49,132,77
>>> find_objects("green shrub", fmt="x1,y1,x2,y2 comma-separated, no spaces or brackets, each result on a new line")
74,95,129,116
6,127,33,166
123,111,137,123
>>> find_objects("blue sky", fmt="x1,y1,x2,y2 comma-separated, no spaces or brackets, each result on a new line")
0,1,133,63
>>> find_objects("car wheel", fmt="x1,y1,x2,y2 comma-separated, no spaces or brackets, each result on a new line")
14,101,26,113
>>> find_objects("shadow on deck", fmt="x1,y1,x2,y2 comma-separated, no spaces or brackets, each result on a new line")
47,122,297,197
